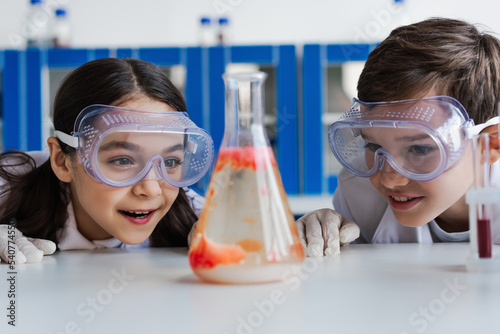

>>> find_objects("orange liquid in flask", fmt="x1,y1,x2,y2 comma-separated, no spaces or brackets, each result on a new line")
189,72,304,283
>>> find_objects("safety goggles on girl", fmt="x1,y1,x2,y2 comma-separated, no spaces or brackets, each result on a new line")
54,104,214,188
328,96,498,182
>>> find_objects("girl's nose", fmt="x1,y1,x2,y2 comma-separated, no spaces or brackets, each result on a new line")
132,167,163,197
132,180,162,198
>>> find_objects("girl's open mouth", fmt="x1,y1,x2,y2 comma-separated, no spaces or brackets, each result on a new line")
119,210,156,225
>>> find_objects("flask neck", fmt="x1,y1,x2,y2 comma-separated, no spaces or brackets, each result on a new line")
223,72,267,147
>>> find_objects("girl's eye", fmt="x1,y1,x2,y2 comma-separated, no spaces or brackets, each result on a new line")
409,145,436,156
164,158,183,169
364,142,382,152
109,157,134,166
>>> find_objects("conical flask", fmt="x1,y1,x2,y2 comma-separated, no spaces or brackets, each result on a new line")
189,71,305,284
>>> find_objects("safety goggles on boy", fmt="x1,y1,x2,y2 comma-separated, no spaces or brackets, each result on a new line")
54,105,214,188
328,96,494,182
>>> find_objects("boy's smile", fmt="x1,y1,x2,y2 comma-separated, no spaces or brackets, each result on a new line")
369,146,473,232
386,193,424,211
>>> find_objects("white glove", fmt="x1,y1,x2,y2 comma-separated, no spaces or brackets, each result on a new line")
296,208,360,257
0,225,56,264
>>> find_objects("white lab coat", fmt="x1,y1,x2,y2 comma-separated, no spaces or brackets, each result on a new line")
333,161,500,244
0,151,205,250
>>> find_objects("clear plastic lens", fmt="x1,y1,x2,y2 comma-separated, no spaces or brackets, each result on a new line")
360,127,442,176
96,132,185,183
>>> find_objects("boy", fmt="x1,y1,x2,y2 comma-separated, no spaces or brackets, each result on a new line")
297,18,500,256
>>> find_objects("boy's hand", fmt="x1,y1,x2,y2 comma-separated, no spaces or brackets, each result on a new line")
0,225,56,264
296,209,360,257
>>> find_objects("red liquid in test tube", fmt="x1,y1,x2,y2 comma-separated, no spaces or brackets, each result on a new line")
476,134,492,259
477,218,492,258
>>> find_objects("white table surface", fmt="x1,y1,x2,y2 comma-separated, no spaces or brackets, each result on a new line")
1,243,500,334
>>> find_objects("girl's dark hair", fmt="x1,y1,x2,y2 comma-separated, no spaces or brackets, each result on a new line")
357,17,500,124
0,58,198,247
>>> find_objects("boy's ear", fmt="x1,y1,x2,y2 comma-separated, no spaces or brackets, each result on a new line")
481,125,500,164
47,137,73,183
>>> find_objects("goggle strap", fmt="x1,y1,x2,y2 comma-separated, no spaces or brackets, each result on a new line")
465,116,500,139
54,130,78,148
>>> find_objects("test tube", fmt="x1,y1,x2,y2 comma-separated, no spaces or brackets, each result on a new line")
475,133,492,258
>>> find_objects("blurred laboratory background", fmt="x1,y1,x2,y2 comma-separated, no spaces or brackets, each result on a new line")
0,0,498,213
3,0,499,47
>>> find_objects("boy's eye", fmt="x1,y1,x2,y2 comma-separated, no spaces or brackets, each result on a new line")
409,145,436,156
364,142,382,152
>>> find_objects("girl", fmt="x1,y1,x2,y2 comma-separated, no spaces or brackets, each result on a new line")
0,57,213,263
297,18,500,256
